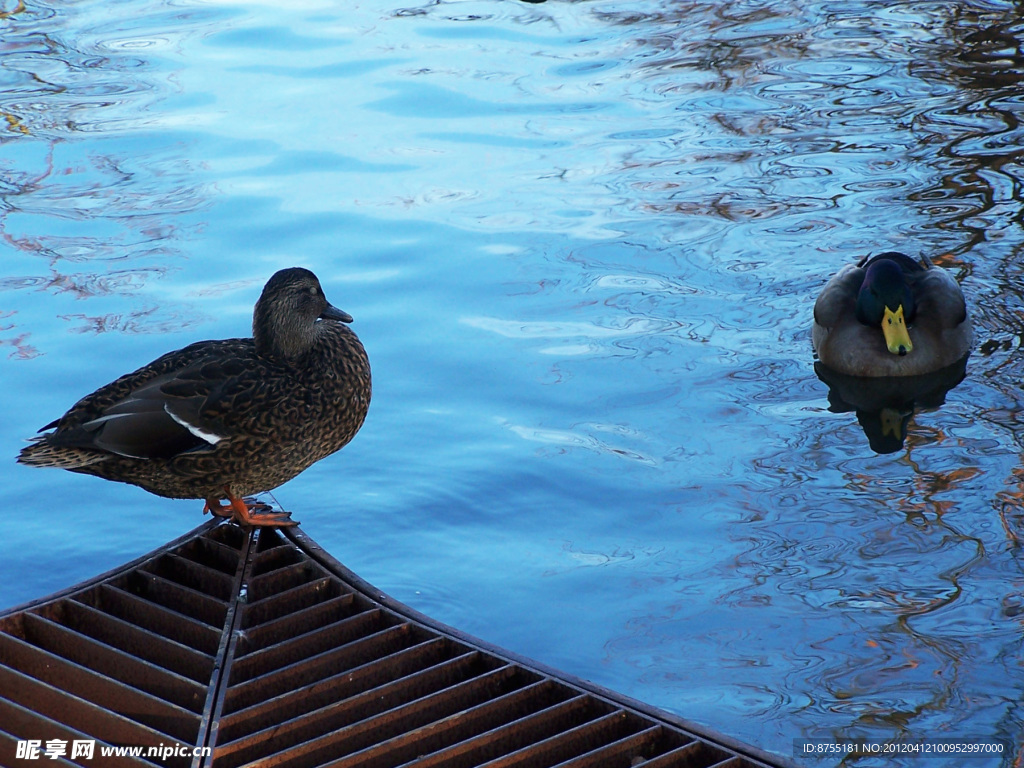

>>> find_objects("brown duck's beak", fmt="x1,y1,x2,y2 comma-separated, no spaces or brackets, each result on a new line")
881,305,912,356
321,304,354,323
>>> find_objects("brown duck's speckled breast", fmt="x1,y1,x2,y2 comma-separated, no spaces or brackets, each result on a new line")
71,323,371,500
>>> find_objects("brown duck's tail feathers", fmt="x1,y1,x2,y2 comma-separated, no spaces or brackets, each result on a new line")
17,437,109,469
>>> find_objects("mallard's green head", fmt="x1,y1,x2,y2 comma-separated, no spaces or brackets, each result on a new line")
855,255,915,356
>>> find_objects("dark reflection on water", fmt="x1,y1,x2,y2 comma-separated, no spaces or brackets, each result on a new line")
2,0,1024,765
815,358,969,454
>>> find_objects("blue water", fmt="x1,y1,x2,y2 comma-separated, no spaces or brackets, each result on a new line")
2,0,1024,764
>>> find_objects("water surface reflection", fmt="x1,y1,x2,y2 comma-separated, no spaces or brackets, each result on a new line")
815,357,970,454
1,0,1024,765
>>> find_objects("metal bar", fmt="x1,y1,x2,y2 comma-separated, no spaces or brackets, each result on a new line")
314,682,583,768
706,757,748,768
156,553,235,600
193,526,257,768
178,535,244,576
215,652,509,766
0,631,197,742
245,560,319,601
0,664,177,751
229,608,393,683
21,612,205,714
247,538,301,576
636,740,733,768
239,576,337,627
236,593,356,653
61,598,213,685
240,666,535,768
0,696,153,767
88,584,223,654
214,636,458,738
222,623,419,713
126,569,228,628
417,707,636,768
541,723,669,768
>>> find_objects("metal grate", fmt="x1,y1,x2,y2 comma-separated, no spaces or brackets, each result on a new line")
0,521,793,768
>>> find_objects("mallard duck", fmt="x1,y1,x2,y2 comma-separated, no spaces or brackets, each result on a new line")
17,267,371,527
812,251,972,377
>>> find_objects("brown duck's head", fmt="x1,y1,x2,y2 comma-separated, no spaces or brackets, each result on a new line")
254,267,353,361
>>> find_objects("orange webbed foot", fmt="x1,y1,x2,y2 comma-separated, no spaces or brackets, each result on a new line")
204,488,298,527
203,499,233,518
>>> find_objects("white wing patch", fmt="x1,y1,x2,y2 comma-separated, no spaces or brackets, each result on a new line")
164,405,224,445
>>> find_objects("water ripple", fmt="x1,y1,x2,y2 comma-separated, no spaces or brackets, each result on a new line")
3,0,1024,763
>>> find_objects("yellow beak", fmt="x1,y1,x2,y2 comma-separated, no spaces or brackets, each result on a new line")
880,407,902,438
881,305,912,355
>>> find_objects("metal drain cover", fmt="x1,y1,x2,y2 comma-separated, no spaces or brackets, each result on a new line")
0,521,791,768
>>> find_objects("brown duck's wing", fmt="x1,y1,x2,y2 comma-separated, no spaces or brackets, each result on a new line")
53,338,249,428
73,376,209,459
45,341,283,461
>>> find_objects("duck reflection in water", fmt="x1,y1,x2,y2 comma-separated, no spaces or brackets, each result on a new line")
814,358,968,453
811,250,972,452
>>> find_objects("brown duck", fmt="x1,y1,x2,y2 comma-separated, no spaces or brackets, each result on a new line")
17,267,371,527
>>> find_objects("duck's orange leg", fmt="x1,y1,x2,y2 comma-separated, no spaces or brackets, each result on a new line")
204,487,297,527
203,498,233,518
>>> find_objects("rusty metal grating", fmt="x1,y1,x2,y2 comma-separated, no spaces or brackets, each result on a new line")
0,521,791,768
